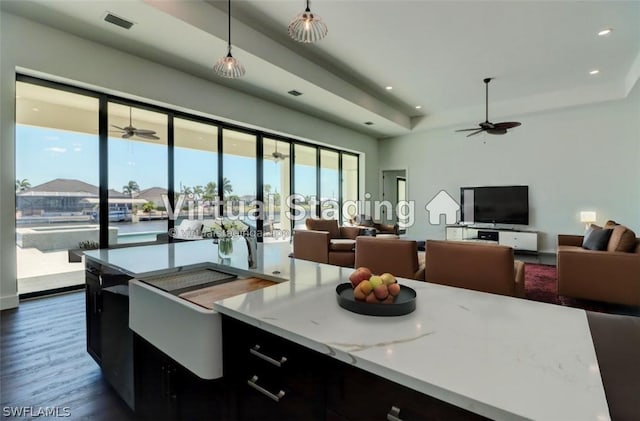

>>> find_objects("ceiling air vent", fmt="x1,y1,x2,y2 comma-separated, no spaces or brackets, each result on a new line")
104,12,135,30
364,121,374,126
287,90,303,97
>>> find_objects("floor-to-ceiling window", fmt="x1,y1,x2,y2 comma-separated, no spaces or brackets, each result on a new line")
342,153,359,221
263,138,291,241
14,76,362,296
320,149,340,221
107,102,168,246
174,118,219,227
15,80,99,295
222,129,257,222
293,144,318,230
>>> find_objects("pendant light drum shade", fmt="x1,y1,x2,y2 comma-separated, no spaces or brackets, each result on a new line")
288,1,328,43
214,0,245,78
213,52,245,78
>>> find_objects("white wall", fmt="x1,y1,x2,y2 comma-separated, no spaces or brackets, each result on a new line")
379,84,640,252
0,12,379,309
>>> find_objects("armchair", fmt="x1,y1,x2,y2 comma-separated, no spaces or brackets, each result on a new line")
292,219,362,267
425,240,525,298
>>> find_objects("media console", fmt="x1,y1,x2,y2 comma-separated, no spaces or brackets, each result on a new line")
445,225,538,254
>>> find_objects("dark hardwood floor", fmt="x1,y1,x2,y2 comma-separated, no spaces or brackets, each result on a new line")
1,291,138,420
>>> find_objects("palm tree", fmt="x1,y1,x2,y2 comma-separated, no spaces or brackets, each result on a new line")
122,180,140,212
15,178,31,193
193,185,204,200
122,180,140,198
221,177,233,195
264,183,272,195
204,181,217,201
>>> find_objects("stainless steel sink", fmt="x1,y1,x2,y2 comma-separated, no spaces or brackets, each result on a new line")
141,268,237,295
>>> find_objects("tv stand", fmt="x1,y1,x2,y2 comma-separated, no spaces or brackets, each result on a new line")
445,225,538,253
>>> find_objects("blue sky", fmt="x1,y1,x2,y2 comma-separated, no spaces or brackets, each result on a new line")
16,125,337,198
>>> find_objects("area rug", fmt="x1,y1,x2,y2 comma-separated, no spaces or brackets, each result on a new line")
524,263,639,316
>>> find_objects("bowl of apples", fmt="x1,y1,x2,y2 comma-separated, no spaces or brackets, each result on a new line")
335,267,417,316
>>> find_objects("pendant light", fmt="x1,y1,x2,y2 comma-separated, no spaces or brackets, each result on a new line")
288,0,328,43
213,0,245,78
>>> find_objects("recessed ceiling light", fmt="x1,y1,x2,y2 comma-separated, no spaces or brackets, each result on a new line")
415,105,422,109
364,121,374,125
385,86,393,91
589,69,600,75
32,107,39,112
598,28,612,36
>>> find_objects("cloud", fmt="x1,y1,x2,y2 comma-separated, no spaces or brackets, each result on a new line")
74,147,82,152
44,147,67,153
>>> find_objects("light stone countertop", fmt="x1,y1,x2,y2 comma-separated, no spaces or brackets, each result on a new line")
85,240,611,421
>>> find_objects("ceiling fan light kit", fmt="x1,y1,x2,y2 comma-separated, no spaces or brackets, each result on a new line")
456,78,521,137
214,0,245,78
288,0,328,43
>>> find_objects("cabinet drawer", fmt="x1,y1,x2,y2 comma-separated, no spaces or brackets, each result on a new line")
327,361,488,421
498,231,537,251
222,317,326,420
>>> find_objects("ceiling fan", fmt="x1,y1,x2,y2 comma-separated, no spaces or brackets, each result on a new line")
111,107,159,140
456,78,521,137
266,143,289,161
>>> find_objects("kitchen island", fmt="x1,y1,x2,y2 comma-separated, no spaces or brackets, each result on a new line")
84,240,612,421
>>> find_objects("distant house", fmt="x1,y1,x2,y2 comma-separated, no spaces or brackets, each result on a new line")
137,187,168,209
16,178,125,216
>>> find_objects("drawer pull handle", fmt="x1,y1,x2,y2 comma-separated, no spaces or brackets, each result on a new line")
250,345,287,367
247,375,285,402
387,406,403,421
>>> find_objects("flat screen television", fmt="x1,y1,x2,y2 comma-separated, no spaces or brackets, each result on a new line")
460,185,529,225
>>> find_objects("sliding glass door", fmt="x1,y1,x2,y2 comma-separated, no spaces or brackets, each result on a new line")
107,103,168,246
15,81,99,295
174,118,219,230
263,138,291,242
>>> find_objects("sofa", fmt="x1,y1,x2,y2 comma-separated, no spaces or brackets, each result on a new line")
425,240,525,298
292,219,362,267
349,214,399,236
354,236,425,280
557,222,640,306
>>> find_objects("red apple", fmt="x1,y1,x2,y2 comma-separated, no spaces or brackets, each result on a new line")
388,283,401,297
365,292,379,304
373,284,389,301
349,267,373,287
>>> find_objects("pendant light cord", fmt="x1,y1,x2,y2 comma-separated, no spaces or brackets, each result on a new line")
306,0,310,12
485,80,489,122
227,0,232,52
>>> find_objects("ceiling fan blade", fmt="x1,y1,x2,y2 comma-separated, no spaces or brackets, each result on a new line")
455,128,481,132
136,133,160,140
122,133,132,139
493,122,521,130
487,129,508,135
111,125,126,130
466,129,485,137
133,129,157,135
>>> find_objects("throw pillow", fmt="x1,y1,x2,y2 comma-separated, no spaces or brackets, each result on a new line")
582,227,613,251
604,220,619,229
582,224,601,245
607,225,637,253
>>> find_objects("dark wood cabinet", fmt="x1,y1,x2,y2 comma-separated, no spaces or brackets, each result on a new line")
326,360,489,421
222,316,326,421
134,333,231,421
85,262,103,365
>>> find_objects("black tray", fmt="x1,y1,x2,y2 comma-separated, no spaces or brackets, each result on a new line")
335,283,416,316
